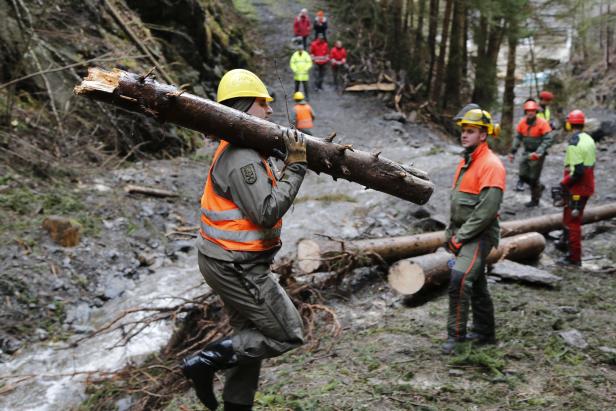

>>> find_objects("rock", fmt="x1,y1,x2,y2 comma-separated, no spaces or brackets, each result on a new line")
448,369,465,376
34,328,49,341
98,277,127,300
389,122,406,134
490,260,562,287
412,207,431,219
383,111,407,123
559,329,588,349
412,215,448,232
169,240,194,254
137,252,156,267
116,397,133,411
42,216,81,247
407,110,418,123
71,324,95,334
598,346,616,354
1,336,23,354
559,306,580,314
65,302,91,325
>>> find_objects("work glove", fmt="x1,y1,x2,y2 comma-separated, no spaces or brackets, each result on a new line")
528,152,541,161
283,129,307,165
447,235,463,255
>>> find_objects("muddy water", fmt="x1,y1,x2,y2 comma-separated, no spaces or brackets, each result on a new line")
0,253,206,411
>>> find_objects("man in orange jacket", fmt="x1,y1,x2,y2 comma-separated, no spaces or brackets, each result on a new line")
181,69,307,411
292,91,315,135
443,108,506,355
508,100,555,207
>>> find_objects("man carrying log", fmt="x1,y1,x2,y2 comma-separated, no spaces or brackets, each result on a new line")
555,109,596,266
181,69,307,411
442,108,506,355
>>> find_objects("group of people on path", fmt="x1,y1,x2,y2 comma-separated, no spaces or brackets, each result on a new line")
289,8,347,135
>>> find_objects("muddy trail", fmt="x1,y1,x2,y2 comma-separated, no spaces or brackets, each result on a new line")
1,0,616,410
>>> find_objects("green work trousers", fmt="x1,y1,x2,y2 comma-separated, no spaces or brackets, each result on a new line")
447,237,496,340
198,252,304,405
519,155,546,202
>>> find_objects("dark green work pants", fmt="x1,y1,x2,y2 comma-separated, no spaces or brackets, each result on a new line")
447,237,496,340
198,252,304,405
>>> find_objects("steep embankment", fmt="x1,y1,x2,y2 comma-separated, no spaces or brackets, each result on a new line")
0,0,252,358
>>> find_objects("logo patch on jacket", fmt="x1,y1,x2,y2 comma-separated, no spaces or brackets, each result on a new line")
241,164,257,184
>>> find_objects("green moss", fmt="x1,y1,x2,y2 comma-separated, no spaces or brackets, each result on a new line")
450,344,506,375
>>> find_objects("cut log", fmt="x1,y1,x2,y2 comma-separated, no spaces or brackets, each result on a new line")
388,232,546,296
124,184,178,198
345,83,397,92
74,68,433,205
490,259,562,287
298,203,616,273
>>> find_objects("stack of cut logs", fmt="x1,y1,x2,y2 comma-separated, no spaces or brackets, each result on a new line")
297,204,616,297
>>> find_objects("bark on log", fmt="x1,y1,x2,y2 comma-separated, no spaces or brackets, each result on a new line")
387,232,546,296
297,203,616,273
74,68,434,205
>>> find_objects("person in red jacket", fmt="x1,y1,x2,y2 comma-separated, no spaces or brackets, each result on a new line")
293,9,311,50
329,40,347,89
310,34,329,91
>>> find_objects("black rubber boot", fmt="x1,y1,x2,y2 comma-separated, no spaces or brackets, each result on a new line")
515,179,525,192
466,331,496,345
556,256,581,267
224,402,253,411
554,230,569,252
524,199,539,208
441,337,465,355
181,338,238,411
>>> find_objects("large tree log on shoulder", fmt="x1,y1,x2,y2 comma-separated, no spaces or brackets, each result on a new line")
297,202,616,273
387,232,546,296
74,68,433,205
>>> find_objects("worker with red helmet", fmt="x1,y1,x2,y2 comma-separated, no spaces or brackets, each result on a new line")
508,99,555,207
555,109,596,266
538,90,555,129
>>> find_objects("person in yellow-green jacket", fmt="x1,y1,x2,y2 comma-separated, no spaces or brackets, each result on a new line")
289,44,313,100
442,108,506,355
555,109,596,267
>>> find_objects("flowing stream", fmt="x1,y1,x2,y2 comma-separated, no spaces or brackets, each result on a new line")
0,252,206,411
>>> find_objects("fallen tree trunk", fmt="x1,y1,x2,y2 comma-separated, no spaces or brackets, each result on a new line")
297,203,616,273
387,232,546,296
74,68,433,205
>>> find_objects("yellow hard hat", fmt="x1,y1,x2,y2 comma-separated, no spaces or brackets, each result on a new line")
457,108,495,136
293,91,305,101
216,69,273,103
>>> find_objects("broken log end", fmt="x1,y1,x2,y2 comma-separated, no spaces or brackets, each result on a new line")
73,67,121,95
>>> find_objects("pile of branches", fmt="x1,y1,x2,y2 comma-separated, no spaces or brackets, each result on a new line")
74,262,341,411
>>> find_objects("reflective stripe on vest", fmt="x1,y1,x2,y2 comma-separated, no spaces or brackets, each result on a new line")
295,104,313,129
199,140,282,251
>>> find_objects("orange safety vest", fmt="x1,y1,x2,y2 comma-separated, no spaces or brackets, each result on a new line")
294,104,314,129
452,142,506,194
199,140,282,252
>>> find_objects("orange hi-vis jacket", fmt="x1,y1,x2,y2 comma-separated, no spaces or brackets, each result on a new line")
452,142,506,194
294,103,314,129
199,140,282,252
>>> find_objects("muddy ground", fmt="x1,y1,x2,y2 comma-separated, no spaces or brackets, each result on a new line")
1,0,616,410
